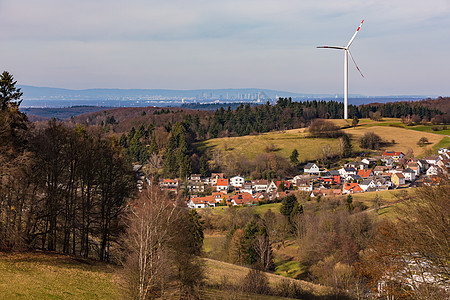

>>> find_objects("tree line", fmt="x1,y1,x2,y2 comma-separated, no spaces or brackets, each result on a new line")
1,72,134,260
206,98,442,138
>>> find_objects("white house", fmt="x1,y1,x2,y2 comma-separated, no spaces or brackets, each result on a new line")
424,156,440,166
407,162,422,175
438,148,449,155
252,180,268,192
240,182,254,194
382,151,405,162
188,196,216,209
345,161,367,170
402,168,416,181
189,174,202,181
304,163,320,175
338,167,356,177
361,157,378,166
215,178,229,192
267,181,278,193
426,165,441,176
360,179,377,191
230,175,245,188
295,179,313,192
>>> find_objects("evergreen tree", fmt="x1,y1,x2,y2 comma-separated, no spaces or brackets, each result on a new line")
280,194,298,218
149,135,158,154
0,71,23,110
290,149,299,165
342,134,353,158
199,156,209,177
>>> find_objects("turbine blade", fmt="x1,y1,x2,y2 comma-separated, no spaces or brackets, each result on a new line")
317,46,346,50
346,20,364,48
348,50,364,78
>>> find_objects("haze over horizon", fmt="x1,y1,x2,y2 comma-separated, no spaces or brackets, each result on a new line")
1,1,450,96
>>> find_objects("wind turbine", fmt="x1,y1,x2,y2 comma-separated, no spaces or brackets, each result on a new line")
317,20,365,119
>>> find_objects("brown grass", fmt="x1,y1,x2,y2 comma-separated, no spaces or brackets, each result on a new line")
343,125,444,156
203,258,332,296
199,130,340,162
0,251,120,299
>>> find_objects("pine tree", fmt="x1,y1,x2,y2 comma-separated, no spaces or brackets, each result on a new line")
290,149,299,165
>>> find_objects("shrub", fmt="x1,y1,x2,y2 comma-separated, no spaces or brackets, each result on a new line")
308,119,343,138
241,268,270,295
417,137,429,147
359,132,382,150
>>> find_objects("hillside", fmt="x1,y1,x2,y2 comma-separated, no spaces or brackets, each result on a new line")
199,118,449,163
0,251,335,300
343,125,446,156
0,251,120,299
198,128,340,162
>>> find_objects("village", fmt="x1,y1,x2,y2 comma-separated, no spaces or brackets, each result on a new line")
155,148,450,209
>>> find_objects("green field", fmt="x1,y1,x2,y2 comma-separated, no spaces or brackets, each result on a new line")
432,136,450,151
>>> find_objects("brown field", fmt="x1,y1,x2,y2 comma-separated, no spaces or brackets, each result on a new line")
343,125,444,156
199,118,447,162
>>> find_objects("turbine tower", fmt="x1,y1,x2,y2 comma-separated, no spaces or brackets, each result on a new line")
317,20,365,119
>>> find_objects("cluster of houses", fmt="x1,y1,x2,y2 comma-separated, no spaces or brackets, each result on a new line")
157,148,450,209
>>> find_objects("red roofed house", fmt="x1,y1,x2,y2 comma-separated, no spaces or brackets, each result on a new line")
229,192,257,206
211,173,224,185
343,183,364,194
212,192,226,203
215,178,229,192
188,196,216,209
357,169,373,179
276,180,291,190
160,179,179,189
382,151,405,162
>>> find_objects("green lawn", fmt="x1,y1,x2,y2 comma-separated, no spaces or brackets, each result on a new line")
274,259,306,279
432,136,450,151
253,203,282,215
408,125,450,135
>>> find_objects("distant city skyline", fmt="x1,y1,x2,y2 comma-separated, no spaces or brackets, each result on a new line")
1,1,449,96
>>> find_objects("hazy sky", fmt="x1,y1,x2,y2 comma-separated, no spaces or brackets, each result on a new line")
1,0,449,95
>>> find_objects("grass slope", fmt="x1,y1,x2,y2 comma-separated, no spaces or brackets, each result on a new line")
199,119,448,162
0,251,331,300
198,129,339,162
0,251,120,300
203,258,332,297
343,125,444,156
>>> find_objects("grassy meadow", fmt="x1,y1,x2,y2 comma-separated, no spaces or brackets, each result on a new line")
343,125,445,156
199,118,448,163
0,250,333,299
198,129,340,162
0,251,121,300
